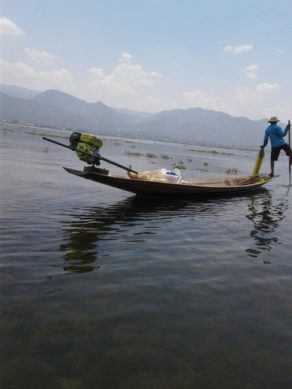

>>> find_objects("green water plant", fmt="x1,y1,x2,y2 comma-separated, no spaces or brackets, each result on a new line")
124,151,143,157
172,161,186,170
146,153,157,159
225,168,238,174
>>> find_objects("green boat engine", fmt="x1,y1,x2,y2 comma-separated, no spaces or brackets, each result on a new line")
69,132,103,165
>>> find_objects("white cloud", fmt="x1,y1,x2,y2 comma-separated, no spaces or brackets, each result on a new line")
0,59,75,93
88,67,105,79
87,53,163,110
25,47,55,63
224,44,254,54
229,82,284,120
256,82,280,93
119,52,133,63
245,64,258,80
0,17,23,35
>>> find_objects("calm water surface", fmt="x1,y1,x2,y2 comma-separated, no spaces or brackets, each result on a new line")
1,127,292,388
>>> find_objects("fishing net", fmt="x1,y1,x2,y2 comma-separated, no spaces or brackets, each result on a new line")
128,168,181,183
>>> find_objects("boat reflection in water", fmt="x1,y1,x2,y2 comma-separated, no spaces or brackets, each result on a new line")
59,197,176,273
59,196,225,273
59,198,144,273
245,189,289,259
60,188,289,273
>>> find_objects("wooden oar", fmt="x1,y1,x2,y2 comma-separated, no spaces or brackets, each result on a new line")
289,120,291,186
43,136,138,174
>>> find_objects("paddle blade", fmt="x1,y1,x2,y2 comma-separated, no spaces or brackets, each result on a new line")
252,148,265,176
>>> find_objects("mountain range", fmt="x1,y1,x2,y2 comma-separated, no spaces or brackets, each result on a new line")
0,85,268,147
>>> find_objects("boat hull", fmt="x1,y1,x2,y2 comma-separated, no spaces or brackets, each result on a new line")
63,167,272,197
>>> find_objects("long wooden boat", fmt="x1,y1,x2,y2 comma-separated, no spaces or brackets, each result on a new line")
63,167,272,197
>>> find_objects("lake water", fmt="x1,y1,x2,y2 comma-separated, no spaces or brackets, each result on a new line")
1,125,292,388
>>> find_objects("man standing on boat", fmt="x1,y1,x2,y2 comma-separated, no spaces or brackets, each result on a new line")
260,116,291,177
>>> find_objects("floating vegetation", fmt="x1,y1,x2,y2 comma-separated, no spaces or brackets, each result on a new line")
124,151,143,157
161,154,171,160
146,153,157,159
173,161,186,170
1,127,13,133
225,168,238,174
124,151,157,159
188,148,234,156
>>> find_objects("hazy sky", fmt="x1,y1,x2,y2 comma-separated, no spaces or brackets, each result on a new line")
1,0,291,121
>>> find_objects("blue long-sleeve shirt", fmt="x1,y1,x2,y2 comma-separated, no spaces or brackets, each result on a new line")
263,123,288,148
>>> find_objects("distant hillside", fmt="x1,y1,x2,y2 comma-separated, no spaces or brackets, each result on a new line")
0,86,270,146
0,85,41,100
32,90,132,134
0,91,98,129
0,90,134,134
134,108,267,146
115,107,152,126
